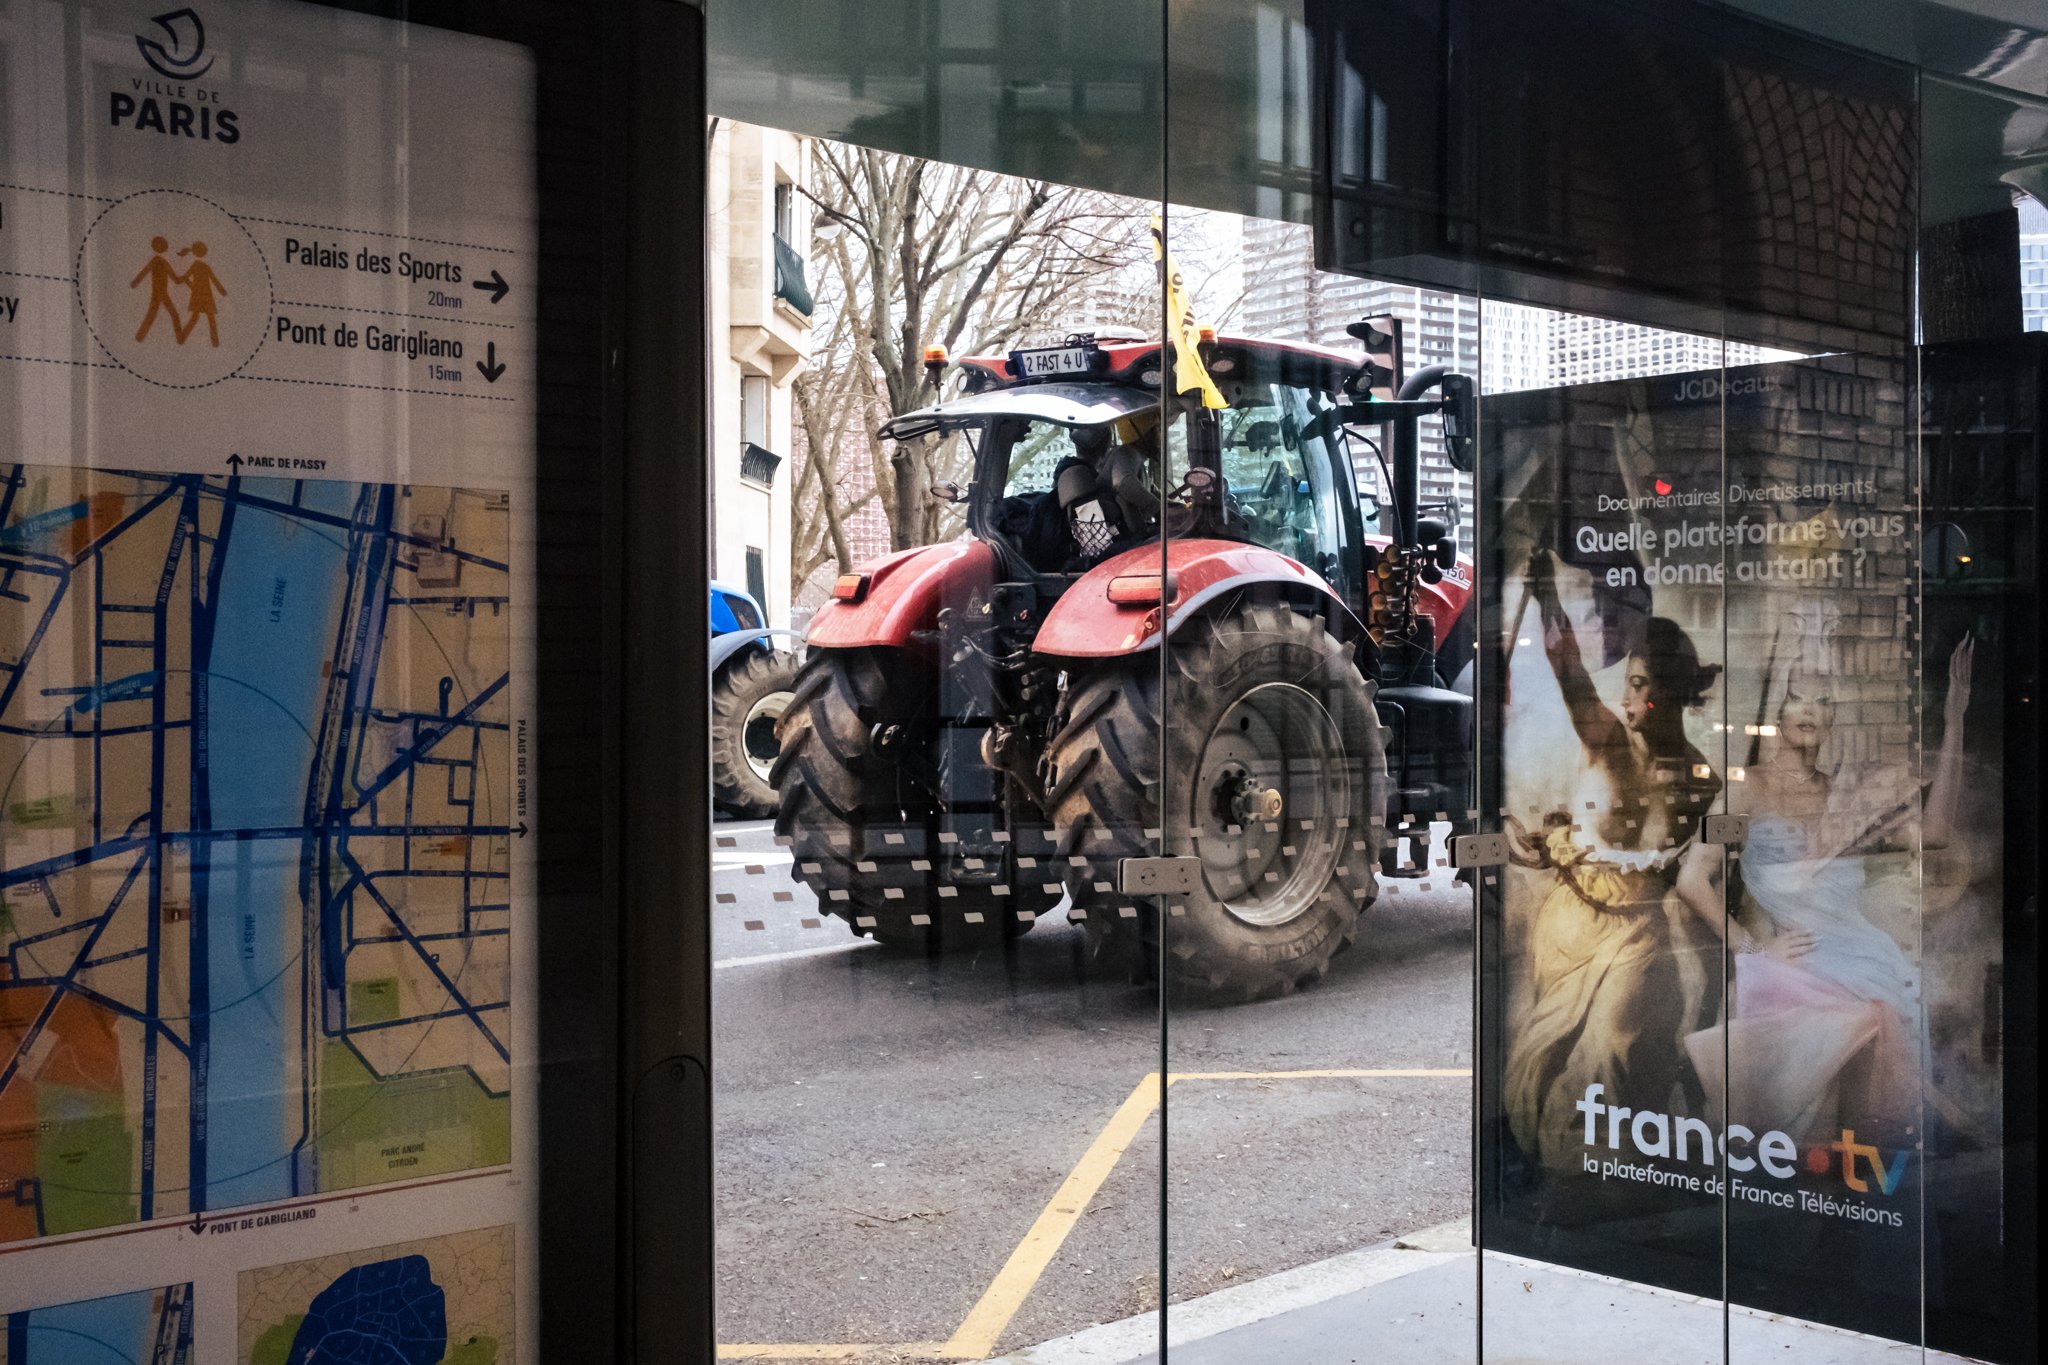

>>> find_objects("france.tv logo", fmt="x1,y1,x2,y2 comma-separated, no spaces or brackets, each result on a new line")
137,8,213,80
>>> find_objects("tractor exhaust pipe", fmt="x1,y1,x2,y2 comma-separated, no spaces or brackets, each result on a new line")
1390,365,1448,551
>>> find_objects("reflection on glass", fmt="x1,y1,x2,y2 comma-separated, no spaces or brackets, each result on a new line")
710,112,1176,1361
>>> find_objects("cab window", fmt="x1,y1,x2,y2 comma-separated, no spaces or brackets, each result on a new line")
1217,382,1352,577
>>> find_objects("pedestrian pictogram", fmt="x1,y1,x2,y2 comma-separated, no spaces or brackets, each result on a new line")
131,235,180,342
176,241,226,346
130,235,229,347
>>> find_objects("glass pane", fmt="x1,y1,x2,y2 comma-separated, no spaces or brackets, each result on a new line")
1918,331,2041,1365
1159,1,1480,1354
1912,73,2047,1360
1719,348,1928,1361
1479,339,1735,1363
703,10,1172,1346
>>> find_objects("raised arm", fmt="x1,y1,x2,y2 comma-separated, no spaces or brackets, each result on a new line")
1532,551,1622,754
1923,633,1972,849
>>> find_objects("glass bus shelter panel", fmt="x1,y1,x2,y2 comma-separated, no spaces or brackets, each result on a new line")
1475,365,1733,1364
1715,350,1933,1361
702,50,1176,1353
1910,70,2045,1362
1915,332,2043,1365
1147,186,1480,1361
1715,16,1925,1355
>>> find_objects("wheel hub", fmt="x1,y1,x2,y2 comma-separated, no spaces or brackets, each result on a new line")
1224,771,1285,825
1191,683,1350,929
742,689,794,781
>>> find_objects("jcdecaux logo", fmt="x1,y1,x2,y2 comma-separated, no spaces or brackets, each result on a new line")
112,7,241,144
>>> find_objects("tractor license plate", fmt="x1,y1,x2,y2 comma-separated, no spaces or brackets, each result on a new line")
1015,345,1091,378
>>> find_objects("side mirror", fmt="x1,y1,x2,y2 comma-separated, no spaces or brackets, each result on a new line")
930,480,968,504
1440,373,1475,472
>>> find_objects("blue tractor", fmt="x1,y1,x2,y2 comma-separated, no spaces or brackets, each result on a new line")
710,581,801,818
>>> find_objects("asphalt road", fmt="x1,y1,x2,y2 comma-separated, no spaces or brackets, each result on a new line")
710,817,1476,1360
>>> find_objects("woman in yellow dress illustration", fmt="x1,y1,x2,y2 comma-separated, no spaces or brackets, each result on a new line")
1505,550,1725,1167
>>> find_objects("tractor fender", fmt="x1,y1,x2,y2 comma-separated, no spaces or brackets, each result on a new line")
710,627,800,674
1419,559,1473,651
1033,539,1363,659
804,540,997,650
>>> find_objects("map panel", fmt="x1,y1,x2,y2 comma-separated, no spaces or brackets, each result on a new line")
238,1225,512,1365
0,1283,193,1364
0,466,513,1237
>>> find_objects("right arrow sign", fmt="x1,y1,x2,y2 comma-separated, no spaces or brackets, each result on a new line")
471,269,510,304
476,341,506,384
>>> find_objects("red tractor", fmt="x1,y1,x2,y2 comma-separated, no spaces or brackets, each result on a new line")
772,326,1474,1001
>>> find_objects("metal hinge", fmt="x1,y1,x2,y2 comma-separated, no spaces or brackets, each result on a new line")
1703,813,1750,846
1448,832,1511,869
1117,856,1202,896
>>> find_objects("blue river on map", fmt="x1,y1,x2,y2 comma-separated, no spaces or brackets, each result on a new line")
200,478,360,1211
11,1290,151,1364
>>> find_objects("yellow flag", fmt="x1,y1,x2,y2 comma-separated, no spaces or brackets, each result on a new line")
1149,214,1226,410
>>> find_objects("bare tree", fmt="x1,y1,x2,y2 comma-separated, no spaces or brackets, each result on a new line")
793,142,1153,561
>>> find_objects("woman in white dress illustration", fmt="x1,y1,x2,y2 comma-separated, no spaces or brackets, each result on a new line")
1686,628,1973,1146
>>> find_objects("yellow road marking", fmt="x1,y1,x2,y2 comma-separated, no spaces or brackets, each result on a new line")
940,1072,1167,1359
722,1067,1470,1362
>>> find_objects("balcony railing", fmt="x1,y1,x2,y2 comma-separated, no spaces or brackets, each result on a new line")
773,234,813,318
740,442,782,487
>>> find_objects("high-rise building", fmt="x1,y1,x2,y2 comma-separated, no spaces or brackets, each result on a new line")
1548,314,1787,386
2023,194,2048,332
1239,217,1802,526
1239,218,1541,518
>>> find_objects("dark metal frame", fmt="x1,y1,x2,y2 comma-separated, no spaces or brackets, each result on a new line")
297,1,711,1358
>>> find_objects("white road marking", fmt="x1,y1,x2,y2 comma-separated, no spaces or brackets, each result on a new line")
712,939,877,970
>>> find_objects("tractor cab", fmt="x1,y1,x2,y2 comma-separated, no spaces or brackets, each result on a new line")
880,331,1373,610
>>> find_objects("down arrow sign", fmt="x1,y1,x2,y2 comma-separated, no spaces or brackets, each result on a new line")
477,342,506,384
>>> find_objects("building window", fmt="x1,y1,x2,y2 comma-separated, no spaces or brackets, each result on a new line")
745,546,768,608
738,374,781,487
774,179,795,243
772,179,812,316
740,374,769,449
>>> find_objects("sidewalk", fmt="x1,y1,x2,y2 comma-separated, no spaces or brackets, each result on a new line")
991,1221,1977,1365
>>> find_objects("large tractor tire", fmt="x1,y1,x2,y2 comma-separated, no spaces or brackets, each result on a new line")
711,646,801,818
770,647,1060,952
1044,601,1385,1003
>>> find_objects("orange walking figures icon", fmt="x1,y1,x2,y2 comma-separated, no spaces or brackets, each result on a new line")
130,235,183,343
172,241,226,348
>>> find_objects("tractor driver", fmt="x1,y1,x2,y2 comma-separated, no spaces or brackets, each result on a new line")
1051,413,1168,567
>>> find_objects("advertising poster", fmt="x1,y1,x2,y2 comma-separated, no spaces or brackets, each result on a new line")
1480,357,2007,1348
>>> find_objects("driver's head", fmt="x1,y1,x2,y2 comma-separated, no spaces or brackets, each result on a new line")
1071,424,1112,463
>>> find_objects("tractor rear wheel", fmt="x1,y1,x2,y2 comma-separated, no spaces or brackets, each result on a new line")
771,647,1058,952
711,646,800,818
1044,601,1385,1002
